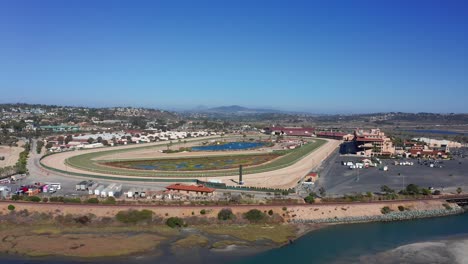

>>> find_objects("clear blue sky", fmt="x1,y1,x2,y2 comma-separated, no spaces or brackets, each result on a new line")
1,0,467,113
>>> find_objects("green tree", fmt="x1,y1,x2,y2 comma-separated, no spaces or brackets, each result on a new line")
457,187,462,194
421,188,432,195
381,206,392,214
304,194,315,204
166,217,184,228
86,198,99,204
217,208,234,221
244,209,266,223
380,185,395,193
405,184,420,195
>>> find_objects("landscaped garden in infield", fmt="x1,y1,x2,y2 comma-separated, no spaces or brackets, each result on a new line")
61,139,326,177
103,153,281,171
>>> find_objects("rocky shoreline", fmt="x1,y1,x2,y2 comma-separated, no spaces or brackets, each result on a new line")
290,206,465,224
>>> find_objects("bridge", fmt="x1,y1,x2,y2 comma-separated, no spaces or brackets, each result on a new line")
444,195,468,206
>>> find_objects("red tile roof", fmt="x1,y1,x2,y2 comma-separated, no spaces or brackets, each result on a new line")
356,137,384,142
166,184,215,193
316,132,347,137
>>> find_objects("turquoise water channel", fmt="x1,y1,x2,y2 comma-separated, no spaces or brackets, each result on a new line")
191,142,265,151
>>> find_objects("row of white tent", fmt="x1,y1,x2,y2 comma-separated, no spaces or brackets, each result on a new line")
88,183,122,198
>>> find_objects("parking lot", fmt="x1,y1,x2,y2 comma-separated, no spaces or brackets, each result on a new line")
317,148,468,195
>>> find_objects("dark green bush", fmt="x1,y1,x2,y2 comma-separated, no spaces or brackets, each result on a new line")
26,196,41,202
86,198,99,204
218,208,234,221
49,196,64,202
166,217,184,228
268,209,274,216
102,197,116,205
244,209,266,223
7,204,15,211
11,195,23,201
304,194,315,204
381,206,392,214
63,197,81,203
200,209,206,215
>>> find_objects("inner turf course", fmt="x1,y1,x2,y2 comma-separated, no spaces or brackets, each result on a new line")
63,139,326,177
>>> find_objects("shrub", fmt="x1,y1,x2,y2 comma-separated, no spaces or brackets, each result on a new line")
63,197,81,203
381,206,392,214
26,196,41,202
218,208,234,221
11,195,23,201
421,188,432,195
102,197,116,205
244,209,266,223
50,196,64,203
86,198,99,204
268,209,274,216
42,197,49,203
116,209,153,224
433,190,441,195
398,205,405,212
304,194,315,204
200,209,206,215
7,204,15,211
282,207,287,211
166,217,184,228
74,215,91,225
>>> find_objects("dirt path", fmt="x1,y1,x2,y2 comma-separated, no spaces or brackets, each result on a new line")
0,199,451,222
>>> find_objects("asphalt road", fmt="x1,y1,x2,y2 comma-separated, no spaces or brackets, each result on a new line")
317,148,468,195
2,139,278,200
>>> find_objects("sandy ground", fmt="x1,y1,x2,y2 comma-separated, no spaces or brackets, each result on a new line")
41,138,340,189
0,199,448,222
0,142,25,168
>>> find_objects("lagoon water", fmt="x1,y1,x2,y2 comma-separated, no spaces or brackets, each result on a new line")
3,213,468,264
233,212,468,264
192,142,264,151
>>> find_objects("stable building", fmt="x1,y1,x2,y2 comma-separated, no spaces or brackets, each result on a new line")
165,184,215,196
264,126,315,137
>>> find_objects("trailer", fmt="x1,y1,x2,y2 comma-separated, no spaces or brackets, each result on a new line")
101,183,116,198
47,183,61,190
88,183,99,195
76,181,86,191
108,184,122,197
126,188,135,198
94,185,105,196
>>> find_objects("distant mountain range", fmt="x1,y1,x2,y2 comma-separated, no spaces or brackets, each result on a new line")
205,105,279,114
